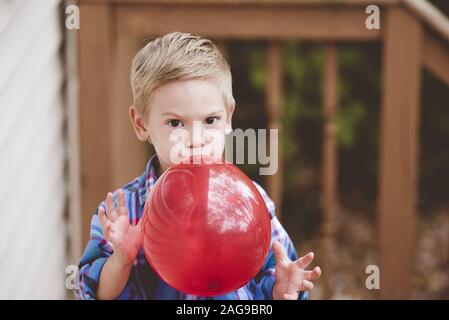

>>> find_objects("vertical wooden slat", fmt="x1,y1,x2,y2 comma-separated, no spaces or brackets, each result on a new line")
78,3,113,246
379,8,422,299
110,31,149,189
321,43,339,299
265,42,284,219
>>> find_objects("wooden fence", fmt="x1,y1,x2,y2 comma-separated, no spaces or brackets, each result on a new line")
77,0,449,299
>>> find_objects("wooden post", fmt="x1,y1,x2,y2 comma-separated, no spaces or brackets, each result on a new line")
78,3,114,246
265,42,284,219
109,32,149,189
78,3,149,247
378,8,422,299
321,43,339,299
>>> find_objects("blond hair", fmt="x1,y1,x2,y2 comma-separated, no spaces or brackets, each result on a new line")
130,32,234,114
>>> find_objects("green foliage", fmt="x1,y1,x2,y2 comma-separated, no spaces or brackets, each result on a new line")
229,33,449,241
335,101,366,148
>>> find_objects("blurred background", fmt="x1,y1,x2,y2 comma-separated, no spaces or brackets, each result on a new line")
0,0,448,299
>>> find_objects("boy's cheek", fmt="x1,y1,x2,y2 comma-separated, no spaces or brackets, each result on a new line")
155,143,176,163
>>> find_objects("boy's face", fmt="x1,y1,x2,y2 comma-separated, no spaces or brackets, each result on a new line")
130,79,234,174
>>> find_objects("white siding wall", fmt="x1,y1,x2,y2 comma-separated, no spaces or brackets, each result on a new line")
0,0,67,299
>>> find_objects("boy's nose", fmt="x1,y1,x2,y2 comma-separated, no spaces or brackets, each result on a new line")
186,122,206,148
187,136,205,149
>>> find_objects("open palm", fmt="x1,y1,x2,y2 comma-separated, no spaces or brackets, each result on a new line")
272,241,321,300
98,189,143,266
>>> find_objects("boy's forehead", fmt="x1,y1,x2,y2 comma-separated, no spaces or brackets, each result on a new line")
154,79,221,99
149,80,227,116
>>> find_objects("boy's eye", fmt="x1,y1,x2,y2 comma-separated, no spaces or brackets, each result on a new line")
168,119,183,128
204,116,220,125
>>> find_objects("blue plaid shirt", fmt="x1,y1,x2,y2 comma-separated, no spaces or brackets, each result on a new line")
77,154,307,300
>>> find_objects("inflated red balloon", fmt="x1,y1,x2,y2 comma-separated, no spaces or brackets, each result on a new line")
142,156,271,296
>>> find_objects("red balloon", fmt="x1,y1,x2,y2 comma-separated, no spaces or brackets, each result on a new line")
142,157,271,296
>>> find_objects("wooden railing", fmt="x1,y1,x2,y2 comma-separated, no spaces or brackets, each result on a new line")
77,0,449,299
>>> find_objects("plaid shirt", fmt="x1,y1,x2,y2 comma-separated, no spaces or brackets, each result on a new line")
77,154,307,300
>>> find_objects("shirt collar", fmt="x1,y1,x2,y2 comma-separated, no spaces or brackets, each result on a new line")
138,153,159,207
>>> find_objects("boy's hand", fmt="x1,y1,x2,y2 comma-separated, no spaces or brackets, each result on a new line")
272,241,321,300
98,189,143,267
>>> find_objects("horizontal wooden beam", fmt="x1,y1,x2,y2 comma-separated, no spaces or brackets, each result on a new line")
402,0,449,45
79,0,399,6
117,6,382,40
423,33,449,88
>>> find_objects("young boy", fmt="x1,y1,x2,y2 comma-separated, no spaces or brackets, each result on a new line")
77,32,321,300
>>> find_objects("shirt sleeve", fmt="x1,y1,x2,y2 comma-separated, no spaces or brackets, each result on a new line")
248,182,308,300
76,199,140,300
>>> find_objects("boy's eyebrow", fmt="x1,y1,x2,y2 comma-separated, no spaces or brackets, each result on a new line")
161,111,183,118
206,109,225,116
161,109,225,118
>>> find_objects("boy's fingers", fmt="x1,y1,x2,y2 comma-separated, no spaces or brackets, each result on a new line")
286,280,299,299
295,252,314,269
304,266,322,281
103,221,112,239
117,190,125,209
272,241,289,266
109,209,118,222
118,190,128,217
106,192,114,217
106,192,119,222
98,206,108,227
300,279,314,292
283,293,297,300
118,206,128,217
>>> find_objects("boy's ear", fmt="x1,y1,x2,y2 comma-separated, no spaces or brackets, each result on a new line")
129,105,151,142
225,101,235,135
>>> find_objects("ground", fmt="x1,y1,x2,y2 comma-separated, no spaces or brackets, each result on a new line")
298,208,449,299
